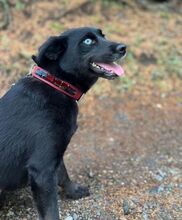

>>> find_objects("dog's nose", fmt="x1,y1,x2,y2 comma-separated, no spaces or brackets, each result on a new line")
116,44,127,55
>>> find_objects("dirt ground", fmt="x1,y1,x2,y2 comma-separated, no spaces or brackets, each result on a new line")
0,0,182,219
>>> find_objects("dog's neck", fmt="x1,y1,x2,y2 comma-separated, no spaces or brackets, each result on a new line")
31,66,85,101
38,63,98,94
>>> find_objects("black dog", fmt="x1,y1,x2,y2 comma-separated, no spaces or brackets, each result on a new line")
0,27,126,220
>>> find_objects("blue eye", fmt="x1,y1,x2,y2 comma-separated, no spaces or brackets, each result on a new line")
83,38,94,45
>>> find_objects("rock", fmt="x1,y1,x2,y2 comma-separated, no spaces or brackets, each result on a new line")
149,184,174,195
123,199,131,215
142,211,149,220
114,112,129,122
149,185,165,194
153,169,167,181
122,197,141,216
65,216,74,220
159,209,173,220
88,169,94,178
6,210,15,217
73,213,78,220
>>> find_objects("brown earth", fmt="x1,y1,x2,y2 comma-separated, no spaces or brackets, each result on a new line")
0,0,182,219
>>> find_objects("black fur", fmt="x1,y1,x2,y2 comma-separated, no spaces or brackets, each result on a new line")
0,27,126,220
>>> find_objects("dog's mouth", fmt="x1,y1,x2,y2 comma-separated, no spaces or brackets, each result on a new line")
90,61,124,79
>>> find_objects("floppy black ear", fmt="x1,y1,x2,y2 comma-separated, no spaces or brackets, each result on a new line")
32,36,67,65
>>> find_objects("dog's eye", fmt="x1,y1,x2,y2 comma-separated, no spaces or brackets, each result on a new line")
83,38,95,45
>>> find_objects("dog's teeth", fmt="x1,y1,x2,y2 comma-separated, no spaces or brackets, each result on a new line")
91,62,105,70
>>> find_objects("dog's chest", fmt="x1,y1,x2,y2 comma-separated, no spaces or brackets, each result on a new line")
52,103,78,142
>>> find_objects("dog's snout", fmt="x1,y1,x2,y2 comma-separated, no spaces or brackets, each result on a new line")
116,44,126,55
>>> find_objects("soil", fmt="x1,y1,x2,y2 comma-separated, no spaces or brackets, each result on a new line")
0,0,182,220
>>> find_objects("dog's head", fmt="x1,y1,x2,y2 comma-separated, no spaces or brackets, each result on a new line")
32,27,126,86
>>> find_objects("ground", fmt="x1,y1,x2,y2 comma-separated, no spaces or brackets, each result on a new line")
0,0,182,219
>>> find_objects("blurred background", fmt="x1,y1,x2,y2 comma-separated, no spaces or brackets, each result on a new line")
0,0,182,220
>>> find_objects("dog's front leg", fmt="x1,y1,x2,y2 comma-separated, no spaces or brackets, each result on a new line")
29,167,59,220
58,159,90,199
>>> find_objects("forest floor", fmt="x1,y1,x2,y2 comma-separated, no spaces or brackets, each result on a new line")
0,0,182,219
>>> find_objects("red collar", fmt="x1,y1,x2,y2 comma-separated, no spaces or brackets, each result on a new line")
31,66,83,101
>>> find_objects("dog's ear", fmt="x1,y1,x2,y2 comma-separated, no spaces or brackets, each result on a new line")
32,36,67,65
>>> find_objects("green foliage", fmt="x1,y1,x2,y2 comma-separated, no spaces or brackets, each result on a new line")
101,0,117,6
160,11,170,19
125,51,139,75
116,76,135,91
15,0,25,10
167,54,182,79
50,22,65,32
0,0,10,29
91,0,122,8
158,50,182,79
0,34,10,49
151,71,165,81
134,35,144,47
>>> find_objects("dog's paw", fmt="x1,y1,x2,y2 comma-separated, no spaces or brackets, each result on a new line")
64,182,90,200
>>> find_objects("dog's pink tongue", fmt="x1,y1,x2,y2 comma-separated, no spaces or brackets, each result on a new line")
96,62,124,76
